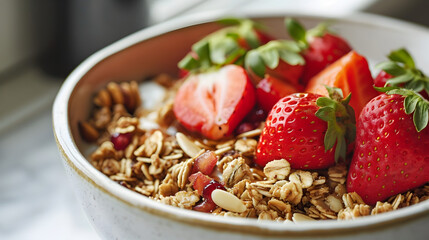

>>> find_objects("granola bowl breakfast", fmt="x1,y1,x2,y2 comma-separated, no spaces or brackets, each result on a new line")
53,10,429,240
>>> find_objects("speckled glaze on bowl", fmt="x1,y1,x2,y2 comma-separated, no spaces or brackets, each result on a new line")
53,10,429,240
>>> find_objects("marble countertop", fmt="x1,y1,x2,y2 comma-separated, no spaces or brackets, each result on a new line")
0,0,428,239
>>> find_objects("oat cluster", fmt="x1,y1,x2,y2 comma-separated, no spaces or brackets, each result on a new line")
79,77,429,222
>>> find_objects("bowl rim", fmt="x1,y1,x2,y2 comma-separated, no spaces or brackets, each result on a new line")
53,9,429,237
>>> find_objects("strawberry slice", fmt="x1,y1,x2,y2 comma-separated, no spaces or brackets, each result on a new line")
256,75,298,113
286,18,352,86
305,51,379,118
173,65,256,140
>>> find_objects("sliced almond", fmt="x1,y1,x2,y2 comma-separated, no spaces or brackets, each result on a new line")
211,189,246,213
176,132,202,157
292,213,315,222
236,128,262,138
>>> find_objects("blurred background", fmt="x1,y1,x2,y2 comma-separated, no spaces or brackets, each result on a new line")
0,0,428,239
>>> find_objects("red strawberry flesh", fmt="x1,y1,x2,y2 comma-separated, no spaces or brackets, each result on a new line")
173,65,256,140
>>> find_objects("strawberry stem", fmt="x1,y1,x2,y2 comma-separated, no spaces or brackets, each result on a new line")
315,86,356,162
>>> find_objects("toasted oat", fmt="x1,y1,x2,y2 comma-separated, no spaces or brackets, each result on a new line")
342,192,365,209
338,204,370,220
223,157,252,187
371,202,393,215
176,132,202,157
289,170,313,188
264,159,291,181
177,158,194,189
271,181,303,205
234,139,257,156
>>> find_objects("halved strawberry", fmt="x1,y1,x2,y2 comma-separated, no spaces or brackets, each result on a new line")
191,150,218,175
245,40,305,85
179,18,272,73
305,51,378,118
256,75,298,113
375,48,429,99
255,87,355,168
173,65,256,140
286,18,352,86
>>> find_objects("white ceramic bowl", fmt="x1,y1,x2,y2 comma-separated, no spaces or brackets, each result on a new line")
53,10,429,240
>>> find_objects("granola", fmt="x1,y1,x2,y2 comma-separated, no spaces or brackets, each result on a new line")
79,79,429,222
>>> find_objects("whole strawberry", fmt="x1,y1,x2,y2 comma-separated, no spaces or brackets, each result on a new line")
347,89,429,205
255,87,355,169
285,18,352,86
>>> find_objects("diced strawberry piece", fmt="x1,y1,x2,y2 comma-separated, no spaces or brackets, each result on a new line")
305,51,378,118
188,172,213,195
173,65,256,140
256,75,298,113
192,150,218,175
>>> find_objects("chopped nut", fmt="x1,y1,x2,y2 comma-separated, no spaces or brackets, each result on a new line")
100,159,120,175
107,82,124,105
292,213,315,222
176,132,202,157
211,189,247,213
264,159,291,180
94,89,112,108
79,121,100,142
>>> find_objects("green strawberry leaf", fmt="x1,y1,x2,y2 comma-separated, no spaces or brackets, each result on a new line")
386,72,414,86
217,17,243,26
178,55,199,70
375,61,406,76
414,100,429,131
245,50,266,77
404,94,419,114
244,40,304,77
388,48,415,68
384,87,429,132
376,48,429,94
315,86,356,162
178,18,267,72
285,18,307,43
259,48,279,69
